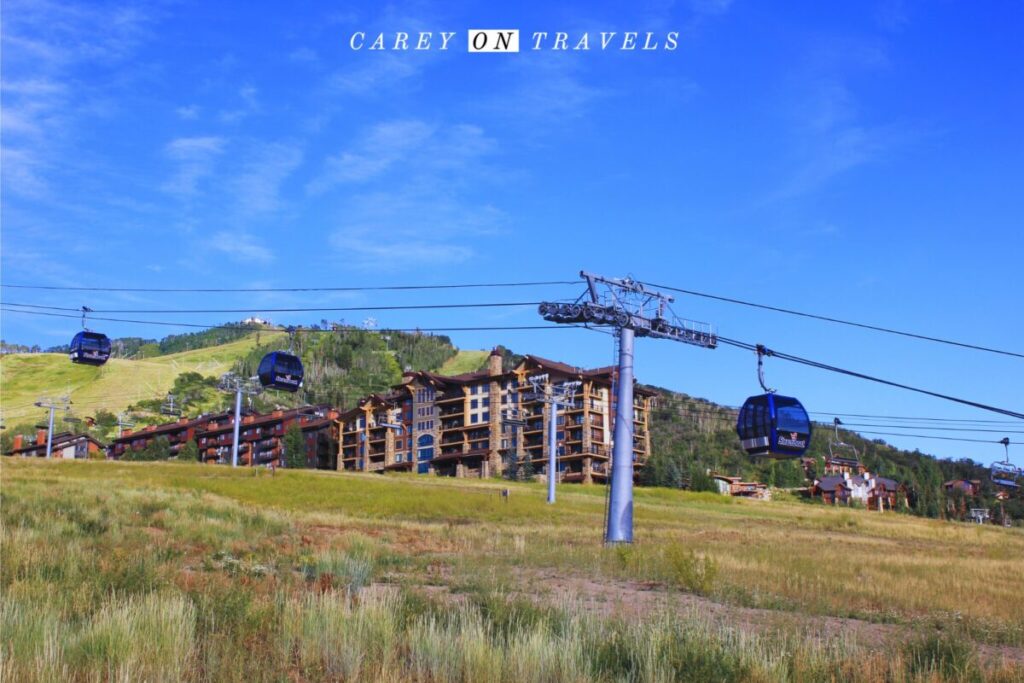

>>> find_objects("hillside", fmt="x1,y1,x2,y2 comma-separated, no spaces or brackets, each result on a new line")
3,459,1022,681
0,333,282,424
438,349,489,374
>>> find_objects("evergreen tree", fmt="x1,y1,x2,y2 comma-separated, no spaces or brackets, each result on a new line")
520,455,535,481
283,423,307,469
178,439,199,462
505,454,519,481
141,436,171,461
689,465,718,493
665,459,685,489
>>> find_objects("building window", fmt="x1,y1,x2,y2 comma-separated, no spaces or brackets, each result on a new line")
471,414,479,424
482,397,490,407
471,399,478,409
482,412,489,422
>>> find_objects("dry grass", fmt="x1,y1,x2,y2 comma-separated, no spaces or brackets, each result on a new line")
2,459,1023,681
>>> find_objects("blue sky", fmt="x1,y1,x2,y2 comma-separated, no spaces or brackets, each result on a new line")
2,0,1021,465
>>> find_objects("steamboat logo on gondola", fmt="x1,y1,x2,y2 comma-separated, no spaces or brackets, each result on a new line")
777,433,806,448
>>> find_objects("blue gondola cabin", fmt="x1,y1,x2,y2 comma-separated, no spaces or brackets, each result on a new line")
257,352,304,392
69,332,111,366
736,393,812,458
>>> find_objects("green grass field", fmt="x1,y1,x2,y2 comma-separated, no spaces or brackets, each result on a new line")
0,333,281,423
3,459,1023,682
437,349,489,375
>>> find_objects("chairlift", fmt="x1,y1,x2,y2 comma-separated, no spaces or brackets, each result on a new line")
991,437,1021,489
828,418,859,460
735,345,812,458
257,327,304,393
160,394,182,417
69,307,111,366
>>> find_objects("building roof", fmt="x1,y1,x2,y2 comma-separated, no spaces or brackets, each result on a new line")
816,475,852,491
6,432,105,456
111,406,336,442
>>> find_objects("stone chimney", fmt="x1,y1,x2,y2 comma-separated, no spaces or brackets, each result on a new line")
36,429,47,445
488,346,504,377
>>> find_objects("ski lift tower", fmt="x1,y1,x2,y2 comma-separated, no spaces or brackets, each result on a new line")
523,374,581,504
218,373,263,467
539,271,718,543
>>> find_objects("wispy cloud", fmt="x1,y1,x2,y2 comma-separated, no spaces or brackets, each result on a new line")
764,37,911,202
161,136,227,197
176,104,200,120
493,56,608,128
313,119,506,270
231,141,304,215
219,85,261,123
326,53,423,96
0,0,155,199
208,231,273,264
307,120,435,192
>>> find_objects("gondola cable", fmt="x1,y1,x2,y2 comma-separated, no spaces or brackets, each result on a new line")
640,280,1023,359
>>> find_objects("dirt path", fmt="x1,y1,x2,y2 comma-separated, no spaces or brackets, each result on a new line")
399,568,1024,666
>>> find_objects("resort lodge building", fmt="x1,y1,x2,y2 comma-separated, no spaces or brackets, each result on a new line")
338,348,654,483
108,406,339,468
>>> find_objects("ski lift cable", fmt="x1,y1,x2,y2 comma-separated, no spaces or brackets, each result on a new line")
0,280,583,293
5,309,1021,421
641,280,1023,360
714,336,1024,420
2,301,546,314
0,307,582,333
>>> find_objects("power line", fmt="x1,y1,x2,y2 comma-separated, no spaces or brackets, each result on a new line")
641,280,1024,360
3,301,542,314
0,280,581,293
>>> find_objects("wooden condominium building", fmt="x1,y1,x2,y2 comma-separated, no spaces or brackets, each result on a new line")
338,348,654,483
5,430,105,459
109,406,340,468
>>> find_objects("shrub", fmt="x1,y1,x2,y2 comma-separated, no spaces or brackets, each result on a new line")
664,544,718,595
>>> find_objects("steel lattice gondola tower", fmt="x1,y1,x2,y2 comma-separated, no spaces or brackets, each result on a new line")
539,271,718,543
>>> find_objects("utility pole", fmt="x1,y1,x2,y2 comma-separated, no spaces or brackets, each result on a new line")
524,374,580,504
539,271,717,543
218,373,262,467
34,396,70,459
